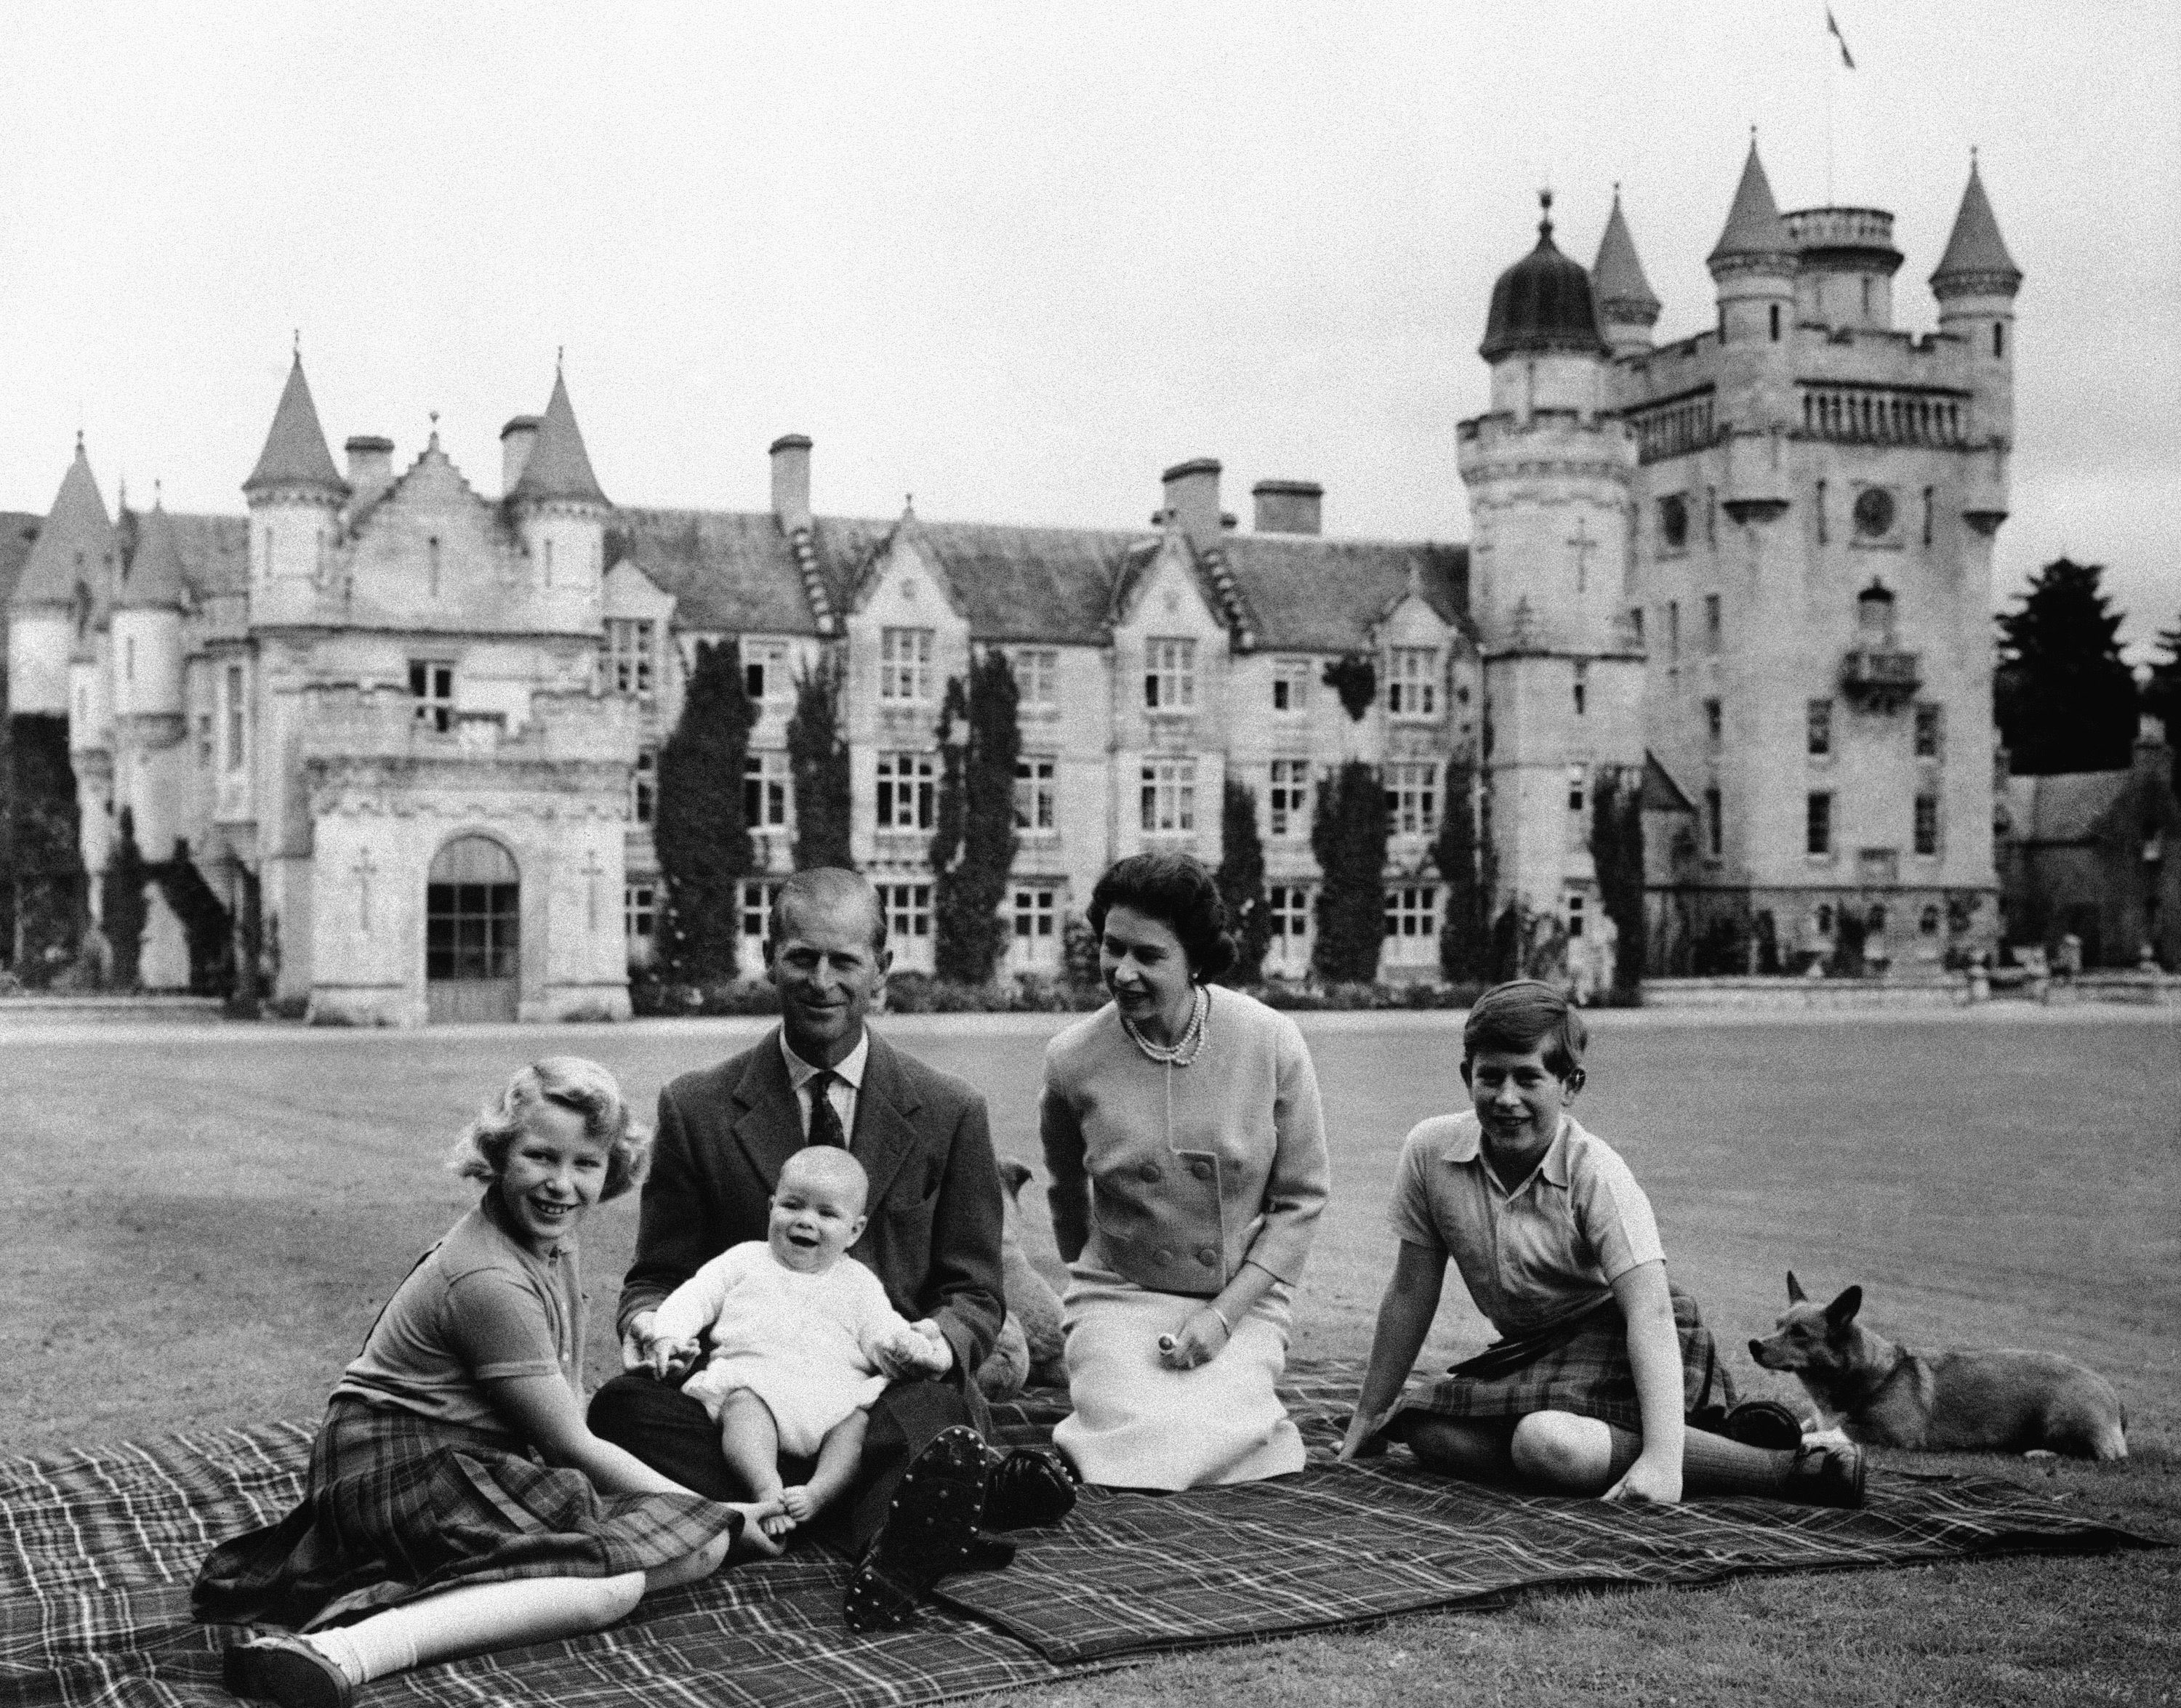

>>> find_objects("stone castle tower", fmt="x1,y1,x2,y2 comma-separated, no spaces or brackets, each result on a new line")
1467,144,2021,975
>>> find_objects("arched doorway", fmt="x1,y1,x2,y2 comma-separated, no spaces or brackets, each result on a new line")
426,835,519,1022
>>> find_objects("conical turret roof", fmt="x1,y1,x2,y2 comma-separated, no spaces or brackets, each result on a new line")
1592,189,1660,322
1479,193,1607,362
115,501,188,611
509,368,609,507
1708,142,1795,270
1931,158,2022,294
11,439,114,611
244,353,348,498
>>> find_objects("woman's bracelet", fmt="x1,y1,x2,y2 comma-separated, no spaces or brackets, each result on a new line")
1205,1305,1232,1338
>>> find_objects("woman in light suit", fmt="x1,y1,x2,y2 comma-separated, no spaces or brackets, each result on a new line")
1040,853,1330,1489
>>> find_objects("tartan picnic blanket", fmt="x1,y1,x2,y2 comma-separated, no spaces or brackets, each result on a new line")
3,1364,2159,1707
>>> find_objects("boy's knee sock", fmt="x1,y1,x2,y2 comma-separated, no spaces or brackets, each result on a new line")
308,1573,645,1683
1679,1427,1795,1498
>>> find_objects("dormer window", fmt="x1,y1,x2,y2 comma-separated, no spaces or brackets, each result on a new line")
1144,638,1195,711
1386,647,1440,718
880,627,936,702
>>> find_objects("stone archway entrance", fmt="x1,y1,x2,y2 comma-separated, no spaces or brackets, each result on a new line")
426,835,519,1023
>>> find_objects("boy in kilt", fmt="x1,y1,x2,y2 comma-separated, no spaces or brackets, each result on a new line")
1336,982,1865,1508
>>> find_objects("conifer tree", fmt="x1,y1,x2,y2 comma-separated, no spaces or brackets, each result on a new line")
2142,617,2181,787
1310,760,1388,982
787,656,853,871
1216,778,1270,985
654,639,755,982
1589,765,1647,999
103,808,149,989
153,839,233,994
4,714,83,980
1434,758,1488,982
931,650,1021,983
1995,558,2138,775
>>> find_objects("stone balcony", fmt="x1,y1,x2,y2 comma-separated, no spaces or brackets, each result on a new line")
1840,646,1921,711
298,685,641,768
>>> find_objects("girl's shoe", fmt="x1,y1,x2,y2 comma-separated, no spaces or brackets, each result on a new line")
223,1633,354,1708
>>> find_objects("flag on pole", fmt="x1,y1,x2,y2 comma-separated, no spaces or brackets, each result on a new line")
1825,7,1857,69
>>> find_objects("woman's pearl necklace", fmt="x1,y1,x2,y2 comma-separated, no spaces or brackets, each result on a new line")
1122,983,1208,1067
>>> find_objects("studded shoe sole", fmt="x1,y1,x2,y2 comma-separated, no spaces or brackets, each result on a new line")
843,1425,988,1633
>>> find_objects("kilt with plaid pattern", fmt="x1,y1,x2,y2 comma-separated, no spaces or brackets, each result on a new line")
1387,1282,1738,1437
193,1396,741,1632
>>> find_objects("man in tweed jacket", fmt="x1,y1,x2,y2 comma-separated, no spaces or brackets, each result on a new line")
589,869,1072,1628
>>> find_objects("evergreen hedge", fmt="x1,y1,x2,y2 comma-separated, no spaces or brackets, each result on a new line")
654,639,755,982
1311,759,1387,983
931,650,1021,983
787,656,853,870
1216,778,1270,985
4,713,84,983
102,810,149,990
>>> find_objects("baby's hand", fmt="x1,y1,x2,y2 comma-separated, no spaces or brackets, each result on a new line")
780,1485,816,1521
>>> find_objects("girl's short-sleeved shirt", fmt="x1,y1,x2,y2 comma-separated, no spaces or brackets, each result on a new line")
1388,1111,1663,1338
331,1194,585,1431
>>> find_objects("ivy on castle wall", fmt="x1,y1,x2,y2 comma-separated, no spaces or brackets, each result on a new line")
153,839,234,995
1311,760,1388,982
930,650,1021,983
1322,653,1377,722
1434,758,1490,983
655,639,755,982
2,714,84,982
787,656,853,872
1589,764,1647,1000
1216,778,1271,986
102,809,149,990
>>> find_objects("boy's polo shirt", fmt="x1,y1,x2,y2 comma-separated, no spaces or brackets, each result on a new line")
1389,1111,1663,1338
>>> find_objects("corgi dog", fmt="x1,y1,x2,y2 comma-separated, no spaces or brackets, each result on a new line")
1748,1273,2126,1462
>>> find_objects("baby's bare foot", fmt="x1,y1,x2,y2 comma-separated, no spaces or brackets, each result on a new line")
781,1484,817,1521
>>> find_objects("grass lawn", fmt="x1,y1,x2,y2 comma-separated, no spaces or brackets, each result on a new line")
4,1007,2177,1705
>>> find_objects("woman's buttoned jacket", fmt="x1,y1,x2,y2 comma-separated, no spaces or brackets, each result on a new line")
1040,987,1329,1297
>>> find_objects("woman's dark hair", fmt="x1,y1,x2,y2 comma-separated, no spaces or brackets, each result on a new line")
1461,980,1588,1079
1086,852,1237,980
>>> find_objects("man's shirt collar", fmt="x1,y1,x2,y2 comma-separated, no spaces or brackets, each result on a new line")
780,1028,869,1092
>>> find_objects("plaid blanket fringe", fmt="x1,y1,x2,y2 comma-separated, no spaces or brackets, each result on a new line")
0,1365,2158,1707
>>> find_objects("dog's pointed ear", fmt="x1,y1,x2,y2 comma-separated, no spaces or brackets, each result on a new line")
1823,1286,1863,1329
1786,1271,1807,1304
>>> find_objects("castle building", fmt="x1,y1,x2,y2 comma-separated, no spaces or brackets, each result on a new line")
3,145,2015,1017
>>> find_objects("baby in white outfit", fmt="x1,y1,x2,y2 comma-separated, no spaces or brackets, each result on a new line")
650,1147,949,1534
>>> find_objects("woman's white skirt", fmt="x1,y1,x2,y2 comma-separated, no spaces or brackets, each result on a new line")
1051,1262,1305,1490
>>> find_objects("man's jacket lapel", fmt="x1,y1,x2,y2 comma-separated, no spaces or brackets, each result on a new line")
729,1028,805,1188
853,1033,925,1210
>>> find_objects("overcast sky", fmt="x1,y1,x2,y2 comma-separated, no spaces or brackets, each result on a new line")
4,1,2176,653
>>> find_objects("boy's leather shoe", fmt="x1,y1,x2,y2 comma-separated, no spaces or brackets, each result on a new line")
842,1425,987,1632
1722,1398,1806,1454
983,1448,1077,1530
1785,1440,1867,1509
224,1634,354,1708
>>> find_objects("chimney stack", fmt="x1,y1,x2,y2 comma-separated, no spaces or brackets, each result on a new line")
771,434,814,533
1252,479,1323,536
345,436,394,509
1161,457,1222,550
499,415,540,496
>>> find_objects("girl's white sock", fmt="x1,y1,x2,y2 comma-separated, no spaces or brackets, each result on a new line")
303,1574,642,1683
303,1623,406,1687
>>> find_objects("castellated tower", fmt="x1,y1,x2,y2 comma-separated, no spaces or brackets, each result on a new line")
7,438,111,718
506,366,609,632
108,502,190,860
1458,193,1645,967
1607,145,2018,973
244,354,351,630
